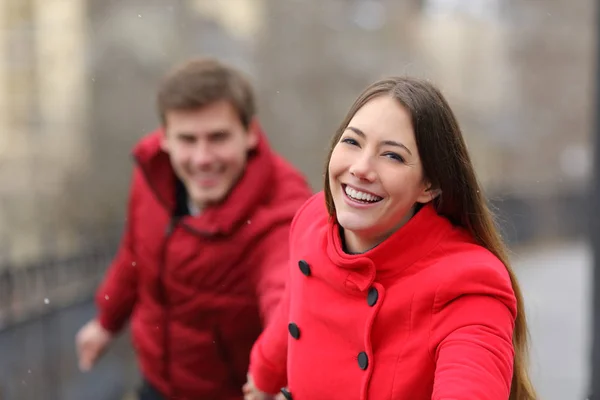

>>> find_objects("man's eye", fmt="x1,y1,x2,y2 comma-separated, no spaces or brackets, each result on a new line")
212,132,229,142
179,136,195,143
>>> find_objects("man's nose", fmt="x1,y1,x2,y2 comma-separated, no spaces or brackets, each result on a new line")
191,142,216,166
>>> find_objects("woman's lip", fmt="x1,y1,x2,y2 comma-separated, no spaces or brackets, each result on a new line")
342,183,383,199
342,186,383,208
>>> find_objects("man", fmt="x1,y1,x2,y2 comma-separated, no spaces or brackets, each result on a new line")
75,58,312,400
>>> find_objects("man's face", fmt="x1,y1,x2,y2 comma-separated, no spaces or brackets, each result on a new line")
160,100,258,209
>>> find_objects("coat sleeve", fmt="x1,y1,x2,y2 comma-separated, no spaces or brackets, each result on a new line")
429,262,517,400
248,192,316,394
252,222,295,326
246,222,294,393
95,168,141,334
248,283,290,394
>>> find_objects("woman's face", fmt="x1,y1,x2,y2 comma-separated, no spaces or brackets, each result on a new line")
328,95,435,253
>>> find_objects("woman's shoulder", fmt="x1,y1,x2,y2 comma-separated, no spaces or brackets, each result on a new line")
286,192,330,249
291,191,329,227
425,235,516,311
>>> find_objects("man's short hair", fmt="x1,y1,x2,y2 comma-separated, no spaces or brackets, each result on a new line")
157,58,256,129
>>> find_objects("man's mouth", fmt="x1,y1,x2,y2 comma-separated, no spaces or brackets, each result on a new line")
194,174,222,187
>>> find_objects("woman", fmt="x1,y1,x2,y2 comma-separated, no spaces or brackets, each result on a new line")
243,77,536,399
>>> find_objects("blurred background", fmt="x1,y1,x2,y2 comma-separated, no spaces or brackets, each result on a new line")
0,0,594,399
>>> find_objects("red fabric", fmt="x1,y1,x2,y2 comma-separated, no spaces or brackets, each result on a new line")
249,193,517,399
95,128,312,400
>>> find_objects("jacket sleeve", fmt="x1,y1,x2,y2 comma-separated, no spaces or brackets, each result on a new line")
429,262,517,400
95,168,141,334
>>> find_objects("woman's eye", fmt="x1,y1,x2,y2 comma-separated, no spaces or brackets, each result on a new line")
384,152,405,163
341,137,359,146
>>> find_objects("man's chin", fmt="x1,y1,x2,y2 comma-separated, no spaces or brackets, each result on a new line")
190,189,227,207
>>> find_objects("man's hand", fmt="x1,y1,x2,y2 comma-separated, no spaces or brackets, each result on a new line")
243,374,286,400
75,319,113,372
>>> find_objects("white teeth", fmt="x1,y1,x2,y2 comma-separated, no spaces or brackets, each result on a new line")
344,186,382,203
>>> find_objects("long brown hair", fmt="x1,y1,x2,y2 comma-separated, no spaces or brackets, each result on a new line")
324,77,536,400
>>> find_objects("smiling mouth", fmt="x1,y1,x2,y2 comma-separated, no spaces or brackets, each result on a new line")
343,184,383,204
194,175,221,187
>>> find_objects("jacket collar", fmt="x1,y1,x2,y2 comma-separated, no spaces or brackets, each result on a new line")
132,126,275,236
324,203,455,291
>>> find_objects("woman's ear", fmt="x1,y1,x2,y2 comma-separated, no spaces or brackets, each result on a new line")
427,187,442,201
416,184,442,203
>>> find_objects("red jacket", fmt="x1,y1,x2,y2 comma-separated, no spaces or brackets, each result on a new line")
95,129,312,399
250,193,517,399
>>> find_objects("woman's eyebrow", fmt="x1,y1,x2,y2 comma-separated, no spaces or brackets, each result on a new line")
346,126,413,156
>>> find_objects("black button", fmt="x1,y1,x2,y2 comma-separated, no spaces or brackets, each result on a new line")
280,388,293,399
367,287,379,307
288,322,300,340
358,351,369,370
298,260,311,276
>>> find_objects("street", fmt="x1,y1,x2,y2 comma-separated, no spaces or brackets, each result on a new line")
514,241,591,400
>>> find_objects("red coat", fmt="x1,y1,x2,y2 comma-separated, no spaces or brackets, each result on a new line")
250,193,517,399
95,129,312,399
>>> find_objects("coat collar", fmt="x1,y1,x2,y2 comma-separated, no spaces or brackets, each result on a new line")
132,126,275,236
323,202,455,291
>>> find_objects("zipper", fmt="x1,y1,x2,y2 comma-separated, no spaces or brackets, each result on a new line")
159,216,178,396
131,155,221,395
